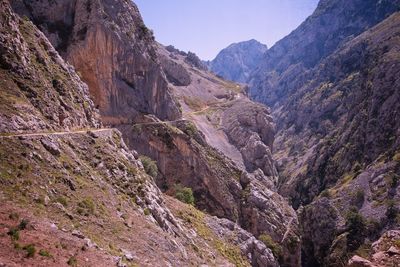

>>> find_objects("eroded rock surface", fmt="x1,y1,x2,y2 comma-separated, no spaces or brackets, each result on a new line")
12,0,181,124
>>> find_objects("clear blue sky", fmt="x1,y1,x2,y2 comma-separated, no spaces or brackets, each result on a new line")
134,0,319,60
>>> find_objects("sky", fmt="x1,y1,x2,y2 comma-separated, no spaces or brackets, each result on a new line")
134,0,320,61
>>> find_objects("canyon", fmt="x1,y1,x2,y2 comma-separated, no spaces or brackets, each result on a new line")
0,0,399,266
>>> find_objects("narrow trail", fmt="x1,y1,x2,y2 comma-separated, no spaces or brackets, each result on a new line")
0,128,112,138
0,102,225,138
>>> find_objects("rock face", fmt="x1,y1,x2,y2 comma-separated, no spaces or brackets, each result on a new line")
0,1,100,132
207,39,268,83
249,0,400,107
12,0,181,124
222,99,278,188
121,44,301,266
246,0,400,265
1,1,278,266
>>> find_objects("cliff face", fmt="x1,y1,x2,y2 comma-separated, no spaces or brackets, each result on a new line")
2,0,302,266
12,0,180,124
0,2,100,132
249,0,400,107
280,13,400,265
207,39,268,83
120,44,301,266
246,0,400,264
0,1,279,266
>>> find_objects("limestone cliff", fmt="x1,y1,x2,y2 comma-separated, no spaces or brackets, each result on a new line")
126,44,302,266
12,0,181,124
0,1,278,266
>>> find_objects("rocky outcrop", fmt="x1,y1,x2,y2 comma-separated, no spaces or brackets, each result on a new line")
12,0,181,124
346,230,400,266
0,0,100,132
119,112,300,266
207,39,268,83
205,216,279,267
222,98,278,188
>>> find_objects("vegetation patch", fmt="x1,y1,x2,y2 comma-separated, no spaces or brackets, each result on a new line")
39,249,51,257
174,185,195,205
259,234,283,260
346,207,366,251
67,256,78,266
139,156,158,178
77,197,96,216
176,206,248,266
23,244,36,258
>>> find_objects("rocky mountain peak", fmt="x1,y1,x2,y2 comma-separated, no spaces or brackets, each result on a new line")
207,39,268,83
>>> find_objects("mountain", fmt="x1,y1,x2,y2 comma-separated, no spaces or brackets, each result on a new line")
249,0,400,107
1,0,301,266
2,0,400,266
246,0,400,265
207,39,268,83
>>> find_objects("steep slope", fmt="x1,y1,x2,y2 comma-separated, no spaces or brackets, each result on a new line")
207,39,268,83
245,0,400,265
277,12,400,266
0,1,279,266
120,44,301,266
12,0,180,124
249,0,400,107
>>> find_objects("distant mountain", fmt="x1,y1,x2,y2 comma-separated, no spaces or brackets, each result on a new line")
249,0,400,107
207,39,267,83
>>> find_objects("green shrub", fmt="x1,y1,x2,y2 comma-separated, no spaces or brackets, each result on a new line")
346,207,366,251
77,197,95,216
143,208,151,216
39,249,51,257
55,196,68,207
320,189,331,198
67,256,77,266
9,212,19,220
18,219,29,230
352,189,365,208
23,244,36,258
386,200,399,222
175,185,195,205
259,234,283,259
139,156,158,178
7,228,20,241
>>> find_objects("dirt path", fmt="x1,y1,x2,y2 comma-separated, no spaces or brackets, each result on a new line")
0,105,220,138
0,128,112,138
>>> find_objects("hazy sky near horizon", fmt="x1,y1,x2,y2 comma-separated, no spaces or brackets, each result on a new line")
135,0,319,60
